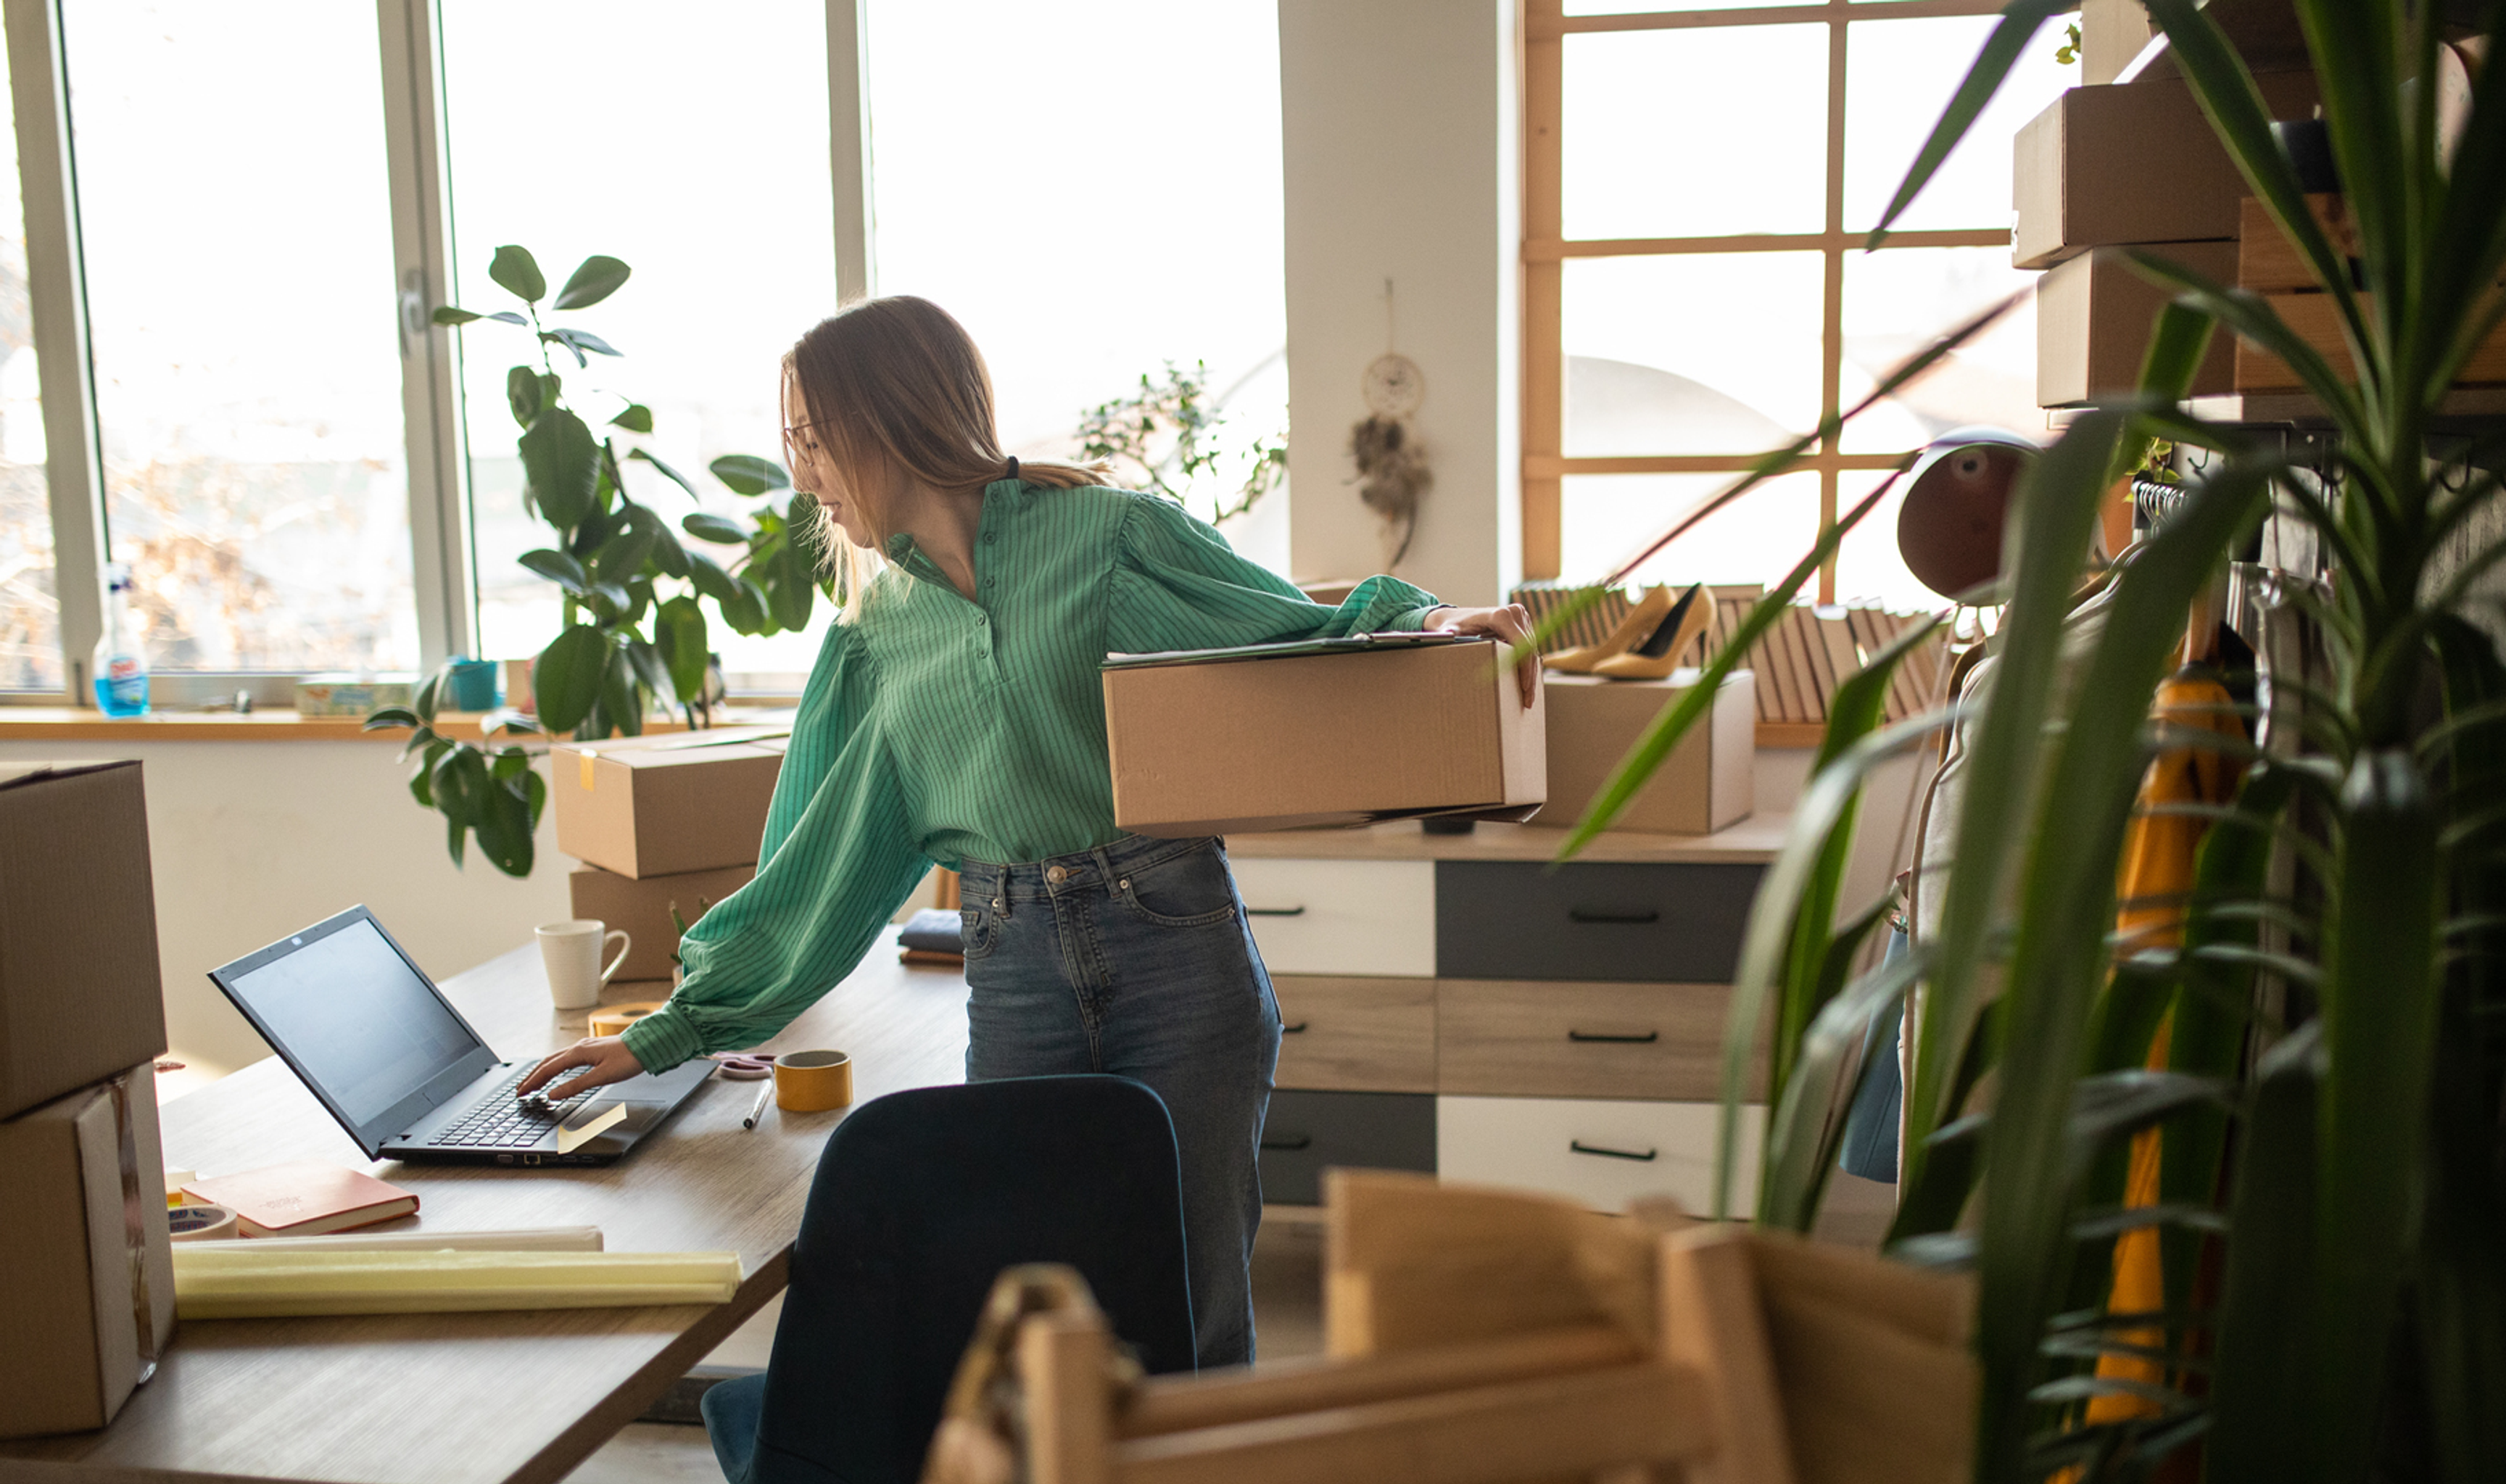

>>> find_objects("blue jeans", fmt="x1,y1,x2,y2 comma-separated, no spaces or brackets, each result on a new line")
956,834,1281,1369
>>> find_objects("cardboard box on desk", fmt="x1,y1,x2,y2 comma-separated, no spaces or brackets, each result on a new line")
550,729,787,879
0,1063,177,1438
2012,72,2320,270
2036,242,2241,407
568,862,758,982
1531,669,1755,837
0,761,168,1122
1103,636,1545,837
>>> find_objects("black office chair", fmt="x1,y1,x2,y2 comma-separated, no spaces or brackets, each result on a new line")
701,1074,1198,1484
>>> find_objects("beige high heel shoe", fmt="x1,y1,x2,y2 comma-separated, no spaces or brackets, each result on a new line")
1592,582,1712,680
1543,585,1671,674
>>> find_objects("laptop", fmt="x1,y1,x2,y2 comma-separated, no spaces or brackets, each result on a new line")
208,905,714,1166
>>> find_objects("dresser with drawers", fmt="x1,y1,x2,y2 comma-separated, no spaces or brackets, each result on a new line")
1228,816,1787,1218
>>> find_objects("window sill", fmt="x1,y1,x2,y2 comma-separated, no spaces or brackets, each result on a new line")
0,708,790,743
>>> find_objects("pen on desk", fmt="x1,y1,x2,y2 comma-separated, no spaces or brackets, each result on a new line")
743,1082,773,1131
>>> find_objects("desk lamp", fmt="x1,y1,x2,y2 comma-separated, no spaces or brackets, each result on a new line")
1895,426,2038,602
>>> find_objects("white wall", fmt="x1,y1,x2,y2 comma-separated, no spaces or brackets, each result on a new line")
0,739,573,1081
1279,0,1521,607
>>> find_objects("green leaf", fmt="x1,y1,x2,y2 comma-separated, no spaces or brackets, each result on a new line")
488,244,545,303
412,669,444,724
1867,0,2075,244
361,707,421,731
654,594,709,702
1757,917,1927,1234
769,535,815,631
682,512,748,544
626,447,700,502
471,766,535,878
506,365,544,428
433,307,479,326
2203,1026,2321,1481
722,575,769,635
642,509,690,579
610,403,653,434
590,503,660,583
518,547,589,594
685,550,740,605
533,623,607,734
519,409,601,531
624,637,677,712
2135,295,2220,405
542,327,620,368
408,757,435,810
2310,749,2442,1479
600,641,644,738
550,254,630,311
710,453,791,495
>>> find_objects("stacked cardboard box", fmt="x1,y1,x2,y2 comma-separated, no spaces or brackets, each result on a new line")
0,762,179,1438
2231,193,2506,391
549,730,787,982
2018,70,2323,407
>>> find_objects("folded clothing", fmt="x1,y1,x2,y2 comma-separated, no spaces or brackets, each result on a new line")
899,908,964,955
170,1245,741,1318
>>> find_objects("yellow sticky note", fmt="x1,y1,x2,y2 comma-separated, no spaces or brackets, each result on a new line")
578,750,598,790
556,1103,627,1154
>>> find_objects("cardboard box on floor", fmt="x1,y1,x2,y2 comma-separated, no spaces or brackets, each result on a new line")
1531,670,1755,837
0,762,169,1122
2036,241,2241,407
1103,637,1546,837
2012,72,2320,270
0,1063,177,1438
568,862,758,982
550,729,787,879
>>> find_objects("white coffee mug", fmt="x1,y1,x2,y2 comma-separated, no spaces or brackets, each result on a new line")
537,919,632,1011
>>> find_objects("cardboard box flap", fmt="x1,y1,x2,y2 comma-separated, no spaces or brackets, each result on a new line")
1103,631,1470,671
0,759,134,790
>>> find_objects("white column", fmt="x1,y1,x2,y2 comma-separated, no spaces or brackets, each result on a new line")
1279,0,1521,609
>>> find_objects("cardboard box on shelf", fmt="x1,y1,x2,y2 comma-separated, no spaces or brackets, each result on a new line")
2234,291,2506,391
0,762,168,1122
2037,242,2241,407
550,729,787,879
568,862,758,982
0,1064,177,1438
1529,670,1755,837
2012,72,2320,270
1102,637,1545,837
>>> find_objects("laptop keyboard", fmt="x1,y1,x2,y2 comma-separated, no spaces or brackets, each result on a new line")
426,1065,599,1148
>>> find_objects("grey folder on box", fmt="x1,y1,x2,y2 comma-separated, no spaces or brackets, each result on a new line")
1101,634,1546,837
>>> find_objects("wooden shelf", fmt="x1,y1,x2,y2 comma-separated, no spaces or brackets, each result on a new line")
1225,814,1791,866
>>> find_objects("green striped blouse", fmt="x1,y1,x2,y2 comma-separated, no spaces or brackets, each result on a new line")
621,480,1441,1072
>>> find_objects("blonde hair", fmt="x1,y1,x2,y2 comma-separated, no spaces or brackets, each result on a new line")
783,297,1109,613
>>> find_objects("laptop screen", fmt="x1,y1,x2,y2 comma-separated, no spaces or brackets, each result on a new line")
220,914,484,1127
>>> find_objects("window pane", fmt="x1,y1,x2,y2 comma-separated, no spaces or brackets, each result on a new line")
0,38,55,692
1832,467,1945,611
1563,27,1827,240
1561,471,1819,592
1839,246,2038,452
1565,253,1824,453
867,0,1288,568
67,1,415,673
1843,13,2072,233
441,0,837,681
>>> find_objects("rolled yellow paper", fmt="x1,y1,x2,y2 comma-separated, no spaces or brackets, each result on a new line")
171,1245,741,1319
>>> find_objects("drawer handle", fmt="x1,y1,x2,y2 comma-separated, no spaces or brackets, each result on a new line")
1280,1021,1310,1034
1568,908,1661,925
1570,1139,1658,1162
1567,1029,1659,1044
1261,1134,1313,1151
1246,905,1308,918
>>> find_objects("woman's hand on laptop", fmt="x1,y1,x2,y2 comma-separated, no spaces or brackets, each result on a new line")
518,1036,646,1100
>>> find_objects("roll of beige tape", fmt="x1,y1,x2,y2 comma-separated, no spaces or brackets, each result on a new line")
773,1050,853,1111
169,1203,239,1243
589,1000,670,1038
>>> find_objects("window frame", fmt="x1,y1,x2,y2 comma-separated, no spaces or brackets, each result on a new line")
0,0,872,707
1520,0,2015,602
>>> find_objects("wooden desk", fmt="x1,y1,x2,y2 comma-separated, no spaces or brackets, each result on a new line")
0,929,969,1484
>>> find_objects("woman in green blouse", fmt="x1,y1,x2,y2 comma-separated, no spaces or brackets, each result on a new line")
521,296,1536,1366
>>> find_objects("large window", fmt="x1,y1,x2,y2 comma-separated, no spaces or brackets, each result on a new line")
0,0,1294,703
0,36,51,690
1523,0,2064,608
64,0,418,673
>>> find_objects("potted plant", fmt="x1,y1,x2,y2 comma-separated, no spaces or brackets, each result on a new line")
1547,2,2506,1477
